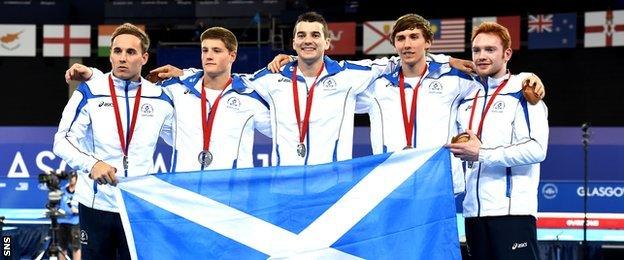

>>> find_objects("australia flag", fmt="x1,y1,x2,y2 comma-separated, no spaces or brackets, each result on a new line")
528,13,577,49
115,148,460,259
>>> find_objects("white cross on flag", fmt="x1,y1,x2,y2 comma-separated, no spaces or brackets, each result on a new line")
43,25,91,57
362,20,395,55
584,10,624,47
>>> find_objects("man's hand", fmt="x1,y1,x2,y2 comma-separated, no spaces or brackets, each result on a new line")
446,129,481,162
267,54,293,73
65,63,93,83
449,57,476,75
147,65,184,83
89,161,118,186
522,74,546,105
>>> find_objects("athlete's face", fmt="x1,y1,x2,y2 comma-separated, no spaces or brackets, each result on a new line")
472,32,511,78
394,27,431,67
201,38,236,77
110,34,148,81
292,21,330,63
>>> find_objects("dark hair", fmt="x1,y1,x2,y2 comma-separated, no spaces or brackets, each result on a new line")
293,11,330,39
391,14,433,45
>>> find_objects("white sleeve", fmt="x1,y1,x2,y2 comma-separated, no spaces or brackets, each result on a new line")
426,53,451,63
159,109,175,146
88,67,105,81
479,101,549,167
253,101,272,138
53,87,100,173
355,84,374,114
183,68,202,77
241,74,271,102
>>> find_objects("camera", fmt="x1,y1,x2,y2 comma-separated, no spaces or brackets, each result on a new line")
33,171,77,259
38,171,75,212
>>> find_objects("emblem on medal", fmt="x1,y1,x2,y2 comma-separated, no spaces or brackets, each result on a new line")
451,132,470,144
297,143,306,157
451,133,474,168
122,155,129,170
198,150,213,167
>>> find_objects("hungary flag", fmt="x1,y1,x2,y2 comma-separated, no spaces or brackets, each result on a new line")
98,24,145,57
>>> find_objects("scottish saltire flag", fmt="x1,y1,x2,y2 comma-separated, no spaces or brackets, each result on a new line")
116,148,460,259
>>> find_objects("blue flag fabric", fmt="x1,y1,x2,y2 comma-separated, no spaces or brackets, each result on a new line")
528,12,577,49
116,148,460,259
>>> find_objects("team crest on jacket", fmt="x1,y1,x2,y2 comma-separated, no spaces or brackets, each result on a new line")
322,78,336,91
428,81,443,94
492,101,505,112
226,96,241,110
141,103,154,116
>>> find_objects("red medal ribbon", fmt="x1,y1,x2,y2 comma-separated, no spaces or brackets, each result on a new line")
108,75,142,166
468,73,511,138
201,77,232,153
291,63,324,146
398,64,428,148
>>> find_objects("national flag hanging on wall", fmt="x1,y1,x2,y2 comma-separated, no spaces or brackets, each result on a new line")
429,18,466,53
585,10,624,47
326,22,356,55
362,20,395,55
43,25,91,57
472,16,521,50
527,13,577,49
116,148,460,259
98,24,146,57
0,24,36,57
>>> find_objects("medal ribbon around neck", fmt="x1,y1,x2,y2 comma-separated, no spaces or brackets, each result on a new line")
398,63,428,149
291,62,324,155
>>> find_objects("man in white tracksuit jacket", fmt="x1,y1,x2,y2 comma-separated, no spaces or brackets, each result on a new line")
54,23,173,259
448,22,549,260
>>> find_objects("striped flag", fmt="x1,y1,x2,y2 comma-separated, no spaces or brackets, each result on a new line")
98,24,146,57
472,16,521,50
429,18,465,53
43,25,90,57
0,24,36,57
585,10,624,47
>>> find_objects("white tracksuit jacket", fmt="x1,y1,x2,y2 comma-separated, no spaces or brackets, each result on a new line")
160,72,271,172
456,72,549,218
53,73,174,212
361,59,479,195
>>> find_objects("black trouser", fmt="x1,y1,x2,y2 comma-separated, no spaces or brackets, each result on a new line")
79,203,130,260
465,215,539,260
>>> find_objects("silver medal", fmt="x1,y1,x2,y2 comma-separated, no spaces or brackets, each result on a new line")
122,155,129,170
198,150,213,167
297,143,306,157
